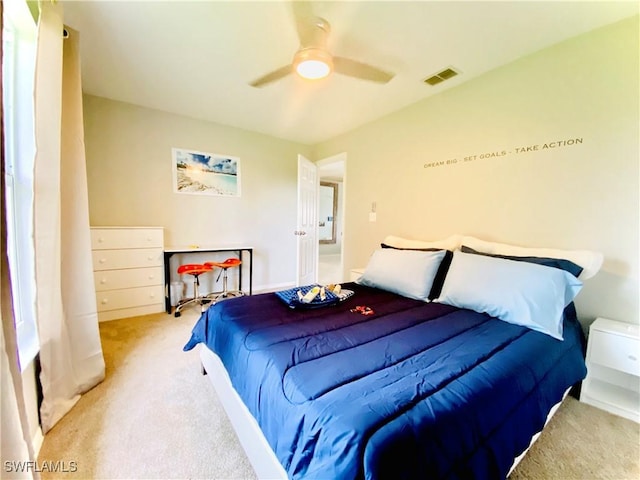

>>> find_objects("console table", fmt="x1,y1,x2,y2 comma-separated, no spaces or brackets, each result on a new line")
164,246,253,314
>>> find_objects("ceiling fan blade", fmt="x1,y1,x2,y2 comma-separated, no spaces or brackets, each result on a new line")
291,1,316,46
333,57,394,84
249,65,292,88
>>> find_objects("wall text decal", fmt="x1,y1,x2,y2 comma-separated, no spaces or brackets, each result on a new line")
423,137,583,169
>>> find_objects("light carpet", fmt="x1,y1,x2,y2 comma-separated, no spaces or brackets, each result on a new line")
38,310,639,479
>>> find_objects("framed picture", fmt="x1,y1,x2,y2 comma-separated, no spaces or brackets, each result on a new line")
172,147,241,197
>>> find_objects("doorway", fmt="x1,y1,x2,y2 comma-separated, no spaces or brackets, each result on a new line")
317,153,346,284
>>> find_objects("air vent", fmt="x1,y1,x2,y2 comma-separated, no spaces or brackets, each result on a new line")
423,67,459,86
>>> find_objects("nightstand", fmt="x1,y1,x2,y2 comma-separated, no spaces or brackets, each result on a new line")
349,268,365,282
580,317,639,423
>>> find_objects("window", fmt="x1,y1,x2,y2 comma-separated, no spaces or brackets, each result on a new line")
3,0,38,371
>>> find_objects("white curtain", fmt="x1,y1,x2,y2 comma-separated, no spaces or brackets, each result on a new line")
33,1,104,433
0,325,34,480
1,3,36,477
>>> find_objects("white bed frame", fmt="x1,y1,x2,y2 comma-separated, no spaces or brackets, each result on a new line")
199,345,569,480
200,346,287,479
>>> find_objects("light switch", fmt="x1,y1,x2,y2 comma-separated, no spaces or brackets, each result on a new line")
369,212,377,222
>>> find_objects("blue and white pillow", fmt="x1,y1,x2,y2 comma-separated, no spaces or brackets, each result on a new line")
357,249,447,301
435,251,583,340
460,245,584,277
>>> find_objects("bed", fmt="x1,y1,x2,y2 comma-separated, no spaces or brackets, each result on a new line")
184,235,603,480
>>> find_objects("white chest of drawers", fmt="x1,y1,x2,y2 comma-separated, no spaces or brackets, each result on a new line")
91,226,164,321
580,317,639,423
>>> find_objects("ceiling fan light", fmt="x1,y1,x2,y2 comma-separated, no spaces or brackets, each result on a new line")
296,59,331,79
293,48,333,80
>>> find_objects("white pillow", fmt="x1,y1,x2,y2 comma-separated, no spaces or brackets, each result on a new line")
461,235,603,280
381,234,463,252
436,251,583,340
357,249,447,301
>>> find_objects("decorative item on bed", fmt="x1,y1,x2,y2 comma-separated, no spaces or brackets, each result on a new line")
274,283,354,309
184,234,603,480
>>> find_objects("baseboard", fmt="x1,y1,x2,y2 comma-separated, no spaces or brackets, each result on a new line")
252,282,295,294
253,280,353,295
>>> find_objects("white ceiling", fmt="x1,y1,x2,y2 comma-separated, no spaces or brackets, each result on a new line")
62,1,639,145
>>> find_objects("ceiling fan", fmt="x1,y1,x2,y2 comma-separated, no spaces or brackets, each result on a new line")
249,2,395,88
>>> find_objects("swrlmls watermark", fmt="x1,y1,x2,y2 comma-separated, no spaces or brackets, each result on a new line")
4,460,78,474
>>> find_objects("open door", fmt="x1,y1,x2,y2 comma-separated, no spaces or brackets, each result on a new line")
317,153,346,284
296,154,318,286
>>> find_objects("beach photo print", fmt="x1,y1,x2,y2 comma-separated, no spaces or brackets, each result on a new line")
172,147,241,197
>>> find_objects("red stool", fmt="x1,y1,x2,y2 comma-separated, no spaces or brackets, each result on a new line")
205,258,244,304
174,263,213,317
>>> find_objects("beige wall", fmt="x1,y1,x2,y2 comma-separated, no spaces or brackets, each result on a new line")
83,95,311,291
314,17,639,326
83,17,638,324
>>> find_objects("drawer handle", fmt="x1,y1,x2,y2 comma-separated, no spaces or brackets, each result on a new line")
149,293,155,298
148,275,155,280
629,355,637,362
99,258,107,264
98,237,104,243
147,256,153,260
100,278,107,284
101,299,108,304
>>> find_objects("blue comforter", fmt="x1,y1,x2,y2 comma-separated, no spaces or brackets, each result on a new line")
184,283,586,480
